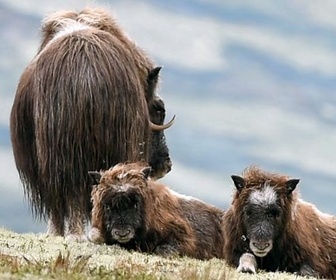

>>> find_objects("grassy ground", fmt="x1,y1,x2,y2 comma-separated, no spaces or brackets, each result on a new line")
0,228,317,280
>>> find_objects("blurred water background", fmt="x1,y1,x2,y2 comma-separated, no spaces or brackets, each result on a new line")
0,0,335,233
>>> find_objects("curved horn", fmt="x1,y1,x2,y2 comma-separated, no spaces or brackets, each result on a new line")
149,115,176,131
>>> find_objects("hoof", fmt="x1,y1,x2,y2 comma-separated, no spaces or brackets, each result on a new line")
237,253,257,274
88,227,104,244
237,266,256,274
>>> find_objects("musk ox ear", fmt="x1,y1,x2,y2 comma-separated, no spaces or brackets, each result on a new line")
231,175,245,192
146,66,162,101
148,66,162,82
285,179,300,195
88,171,102,185
140,167,151,179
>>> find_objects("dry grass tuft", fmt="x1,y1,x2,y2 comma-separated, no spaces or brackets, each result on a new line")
0,228,318,279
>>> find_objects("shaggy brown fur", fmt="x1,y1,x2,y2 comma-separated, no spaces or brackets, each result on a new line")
89,162,225,260
222,166,336,278
10,7,173,240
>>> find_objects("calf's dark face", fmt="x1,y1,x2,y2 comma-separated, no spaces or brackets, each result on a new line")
147,67,172,179
102,191,145,244
242,188,283,257
231,175,299,258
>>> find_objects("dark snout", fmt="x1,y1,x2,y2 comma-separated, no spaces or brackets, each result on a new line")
246,219,275,258
249,238,273,257
150,153,172,180
111,227,135,243
149,132,172,179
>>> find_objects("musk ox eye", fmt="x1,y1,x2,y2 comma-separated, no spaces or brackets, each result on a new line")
268,208,280,218
153,102,165,113
104,204,112,212
245,209,252,217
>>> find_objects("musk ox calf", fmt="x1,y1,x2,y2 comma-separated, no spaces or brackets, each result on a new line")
222,166,336,278
88,162,225,260
10,7,174,241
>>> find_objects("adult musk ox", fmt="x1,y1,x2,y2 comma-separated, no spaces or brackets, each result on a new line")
10,8,174,241
88,162,225,260
222,166,336,278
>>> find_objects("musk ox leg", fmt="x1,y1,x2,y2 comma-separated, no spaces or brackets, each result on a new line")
88,227,104,244
154,243,180,257
237,253,257,274
298,264,319,278
47,213,65,236
65,210,87,242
